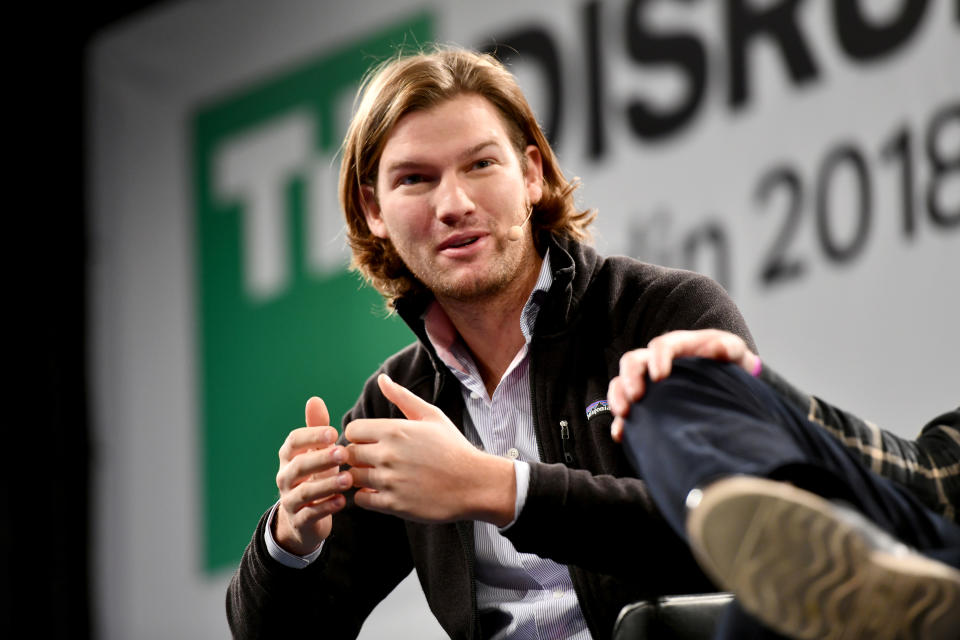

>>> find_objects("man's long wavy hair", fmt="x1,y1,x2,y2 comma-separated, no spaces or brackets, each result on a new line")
339,46,595,308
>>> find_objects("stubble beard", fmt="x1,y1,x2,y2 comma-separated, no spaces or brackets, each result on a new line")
434,233,525,303
393,223,534,304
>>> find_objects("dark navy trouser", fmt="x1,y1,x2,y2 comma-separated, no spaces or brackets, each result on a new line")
620,358,960,638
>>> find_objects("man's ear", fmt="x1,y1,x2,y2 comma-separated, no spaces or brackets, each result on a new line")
523,145,544,205
360,185,389,239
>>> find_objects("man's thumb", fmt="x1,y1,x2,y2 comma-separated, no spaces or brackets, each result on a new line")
305,396,330,427
377,374,438,421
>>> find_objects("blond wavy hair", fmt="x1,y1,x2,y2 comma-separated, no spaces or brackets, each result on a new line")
339,46,594,307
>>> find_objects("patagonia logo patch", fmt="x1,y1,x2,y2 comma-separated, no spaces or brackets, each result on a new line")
586,400,610,420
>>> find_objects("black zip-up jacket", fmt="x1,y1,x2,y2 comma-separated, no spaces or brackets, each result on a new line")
227,236,757,639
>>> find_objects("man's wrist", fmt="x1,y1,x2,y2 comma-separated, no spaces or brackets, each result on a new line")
471,452,518,527
264,502,324,568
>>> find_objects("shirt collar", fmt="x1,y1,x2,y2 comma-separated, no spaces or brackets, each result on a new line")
422,249,553,373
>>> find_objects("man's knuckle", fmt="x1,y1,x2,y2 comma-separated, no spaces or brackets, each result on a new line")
279,491,297,512
286,456,304,480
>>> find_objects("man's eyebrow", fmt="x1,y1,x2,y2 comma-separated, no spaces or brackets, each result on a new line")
458,140,500,159
382,159,429,175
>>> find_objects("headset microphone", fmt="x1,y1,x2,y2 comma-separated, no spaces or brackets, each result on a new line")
507,208,534,241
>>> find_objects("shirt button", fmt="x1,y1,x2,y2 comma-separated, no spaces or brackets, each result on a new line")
469,391,481,400
553,589,564,599
507,447,520,459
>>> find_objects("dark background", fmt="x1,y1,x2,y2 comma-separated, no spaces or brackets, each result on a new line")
21,2,166,637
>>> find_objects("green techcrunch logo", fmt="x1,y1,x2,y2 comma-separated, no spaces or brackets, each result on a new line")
192,13,433,572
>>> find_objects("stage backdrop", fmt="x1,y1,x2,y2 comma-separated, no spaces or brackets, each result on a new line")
88,1,958,637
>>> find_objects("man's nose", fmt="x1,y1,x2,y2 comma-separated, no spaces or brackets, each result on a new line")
434,174,475,224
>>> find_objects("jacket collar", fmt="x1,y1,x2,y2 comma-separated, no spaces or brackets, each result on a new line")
535,234,602,337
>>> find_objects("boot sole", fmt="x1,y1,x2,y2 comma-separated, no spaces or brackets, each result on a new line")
686,476,960,640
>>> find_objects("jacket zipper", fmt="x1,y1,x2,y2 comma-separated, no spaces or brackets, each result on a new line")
560,419,577,466
440,369,481,639
528,340,547,463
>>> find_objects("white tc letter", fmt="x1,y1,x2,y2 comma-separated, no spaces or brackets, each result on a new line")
214,112,314,301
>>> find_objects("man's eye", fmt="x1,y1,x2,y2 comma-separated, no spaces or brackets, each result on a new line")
399,174,424,186
473,159,493,170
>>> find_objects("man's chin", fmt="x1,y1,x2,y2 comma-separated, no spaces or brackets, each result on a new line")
426,271,511,304
432,280,499,303
413,251,531,304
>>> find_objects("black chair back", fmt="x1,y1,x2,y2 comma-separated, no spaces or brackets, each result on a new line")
612,593,735,640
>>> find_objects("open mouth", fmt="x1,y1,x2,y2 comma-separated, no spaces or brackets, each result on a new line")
448,237,478,248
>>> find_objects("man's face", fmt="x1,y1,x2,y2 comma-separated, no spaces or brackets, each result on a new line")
361,93,544,304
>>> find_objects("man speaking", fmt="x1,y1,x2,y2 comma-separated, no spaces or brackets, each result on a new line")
227,46,755,639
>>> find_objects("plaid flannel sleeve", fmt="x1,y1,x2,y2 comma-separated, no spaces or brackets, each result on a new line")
757,364,960,524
